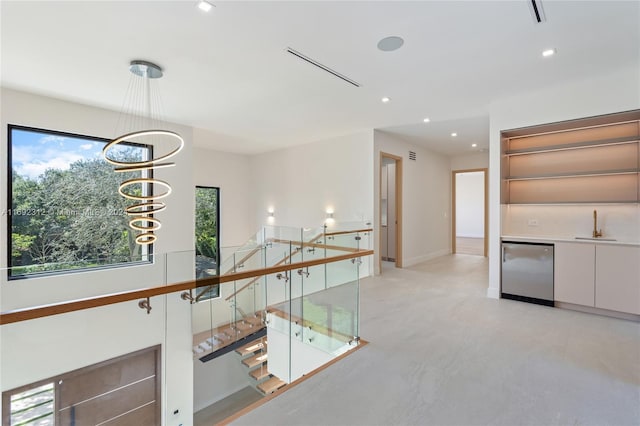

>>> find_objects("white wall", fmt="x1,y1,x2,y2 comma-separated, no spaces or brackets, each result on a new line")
0,88,194,426
267,321,333,384
248,131,375,229
186,126,257,412
456,172,484,238
192,140,253,247
374,131,451,271
488,65,640,298
450,152,489,171
193,352,249,413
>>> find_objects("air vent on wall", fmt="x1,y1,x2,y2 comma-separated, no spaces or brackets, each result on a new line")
409,151,417,161
285,47,361,87
528,0,546,23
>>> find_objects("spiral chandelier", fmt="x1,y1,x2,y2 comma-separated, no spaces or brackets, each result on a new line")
102,60,183,245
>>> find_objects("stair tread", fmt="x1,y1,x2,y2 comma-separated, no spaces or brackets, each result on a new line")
257,376,286,394
242,352,268,368
192,310,265,359
236,339,267,356
249,364,271,381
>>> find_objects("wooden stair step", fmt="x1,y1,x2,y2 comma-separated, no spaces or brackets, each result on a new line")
257,376,286,395
242,352,268,368
236,339,267,357
249,364,271,381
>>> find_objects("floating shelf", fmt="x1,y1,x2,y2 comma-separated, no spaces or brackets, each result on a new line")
506,169,639,181
505,135,639,155
501,112,640,205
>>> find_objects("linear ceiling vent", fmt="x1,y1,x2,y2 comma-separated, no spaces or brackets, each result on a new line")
409,151,417,161
286,47,361,87
528,0,546,23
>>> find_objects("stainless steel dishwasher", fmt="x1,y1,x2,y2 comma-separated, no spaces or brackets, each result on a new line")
501,241,554,306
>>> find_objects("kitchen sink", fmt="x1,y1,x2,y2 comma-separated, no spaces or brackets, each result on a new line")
575,237,617,241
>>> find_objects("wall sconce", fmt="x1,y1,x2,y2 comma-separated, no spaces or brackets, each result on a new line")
268,211,275,218
267,208,275,221
325,209,335,224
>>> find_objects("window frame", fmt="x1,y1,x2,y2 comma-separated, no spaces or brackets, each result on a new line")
7,124,154,280
195,185,220,301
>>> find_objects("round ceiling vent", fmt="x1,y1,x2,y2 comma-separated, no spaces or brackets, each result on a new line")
377,36,404,52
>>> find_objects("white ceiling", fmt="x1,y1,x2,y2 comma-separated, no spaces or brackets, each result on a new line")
2,1,638,156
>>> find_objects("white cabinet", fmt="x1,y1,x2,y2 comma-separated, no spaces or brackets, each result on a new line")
595,245,640,315
554,242,595,306
555,242,640,315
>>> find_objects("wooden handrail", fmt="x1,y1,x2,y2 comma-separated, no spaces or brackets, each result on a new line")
0,249,374,325
324,228,372,236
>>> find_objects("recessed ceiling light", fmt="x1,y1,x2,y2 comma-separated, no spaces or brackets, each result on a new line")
423,118,431,123
381,97,391,103
451,132,457,137
197,0,214,12
377,36,405,52
542,48,556,57
472,143,478,148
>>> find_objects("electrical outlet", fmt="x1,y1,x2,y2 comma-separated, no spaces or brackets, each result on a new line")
527,219,539,227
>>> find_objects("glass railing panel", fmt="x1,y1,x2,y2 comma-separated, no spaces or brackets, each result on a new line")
325,232,360,252
214,245,241,276
302,257,360,355
263,269,292,384
231,277,264,333
264,240,294,268
323,220,372,234
263,225,303,247
218,244,264,276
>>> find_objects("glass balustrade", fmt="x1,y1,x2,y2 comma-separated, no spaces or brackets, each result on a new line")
1,222,373,422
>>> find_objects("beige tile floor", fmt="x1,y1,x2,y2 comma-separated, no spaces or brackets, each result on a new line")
195,386,262,426
233,254,640,426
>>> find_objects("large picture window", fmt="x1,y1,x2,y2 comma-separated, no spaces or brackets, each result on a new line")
195,186,220,300
8,125,152,278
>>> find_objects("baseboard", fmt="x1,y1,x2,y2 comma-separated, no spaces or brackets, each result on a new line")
555,302,640,322
456,234,483,239
403,249,450,267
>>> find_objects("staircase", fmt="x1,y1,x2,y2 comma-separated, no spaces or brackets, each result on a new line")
235,337,286,395
192,312,265,362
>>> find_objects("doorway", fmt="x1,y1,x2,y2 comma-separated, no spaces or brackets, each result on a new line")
380,152,403,269
452,168,488,256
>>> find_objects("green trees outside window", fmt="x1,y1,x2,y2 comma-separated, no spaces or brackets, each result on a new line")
195,186,220,300
8,125,151,277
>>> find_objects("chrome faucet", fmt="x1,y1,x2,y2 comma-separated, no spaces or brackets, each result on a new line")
593,210,603,238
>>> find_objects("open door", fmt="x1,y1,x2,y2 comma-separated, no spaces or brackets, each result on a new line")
380,152,403,269
452,168,488,256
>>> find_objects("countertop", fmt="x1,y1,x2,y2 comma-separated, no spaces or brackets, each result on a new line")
501,235,640,247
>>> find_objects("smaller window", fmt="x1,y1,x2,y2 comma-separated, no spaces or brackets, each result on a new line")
195,186,220,301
